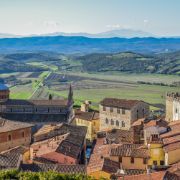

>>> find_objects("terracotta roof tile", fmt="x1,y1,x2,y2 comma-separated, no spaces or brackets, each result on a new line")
20,163,86,174
75,111,99,121
87,155,119,174
118,171,166,180
100,98,144,109
163,141,180,153
1,99,68,106
111,144,149,158
106,129,135,144
0,118,33,133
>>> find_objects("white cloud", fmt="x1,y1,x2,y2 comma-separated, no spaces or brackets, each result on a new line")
106,24,131,29
143,19,149,26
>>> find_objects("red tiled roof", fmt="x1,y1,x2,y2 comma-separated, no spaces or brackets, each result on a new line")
75,111,99,121
110,144,149,158
87,155,119,174
100,98,145,109
2,99,68,106
163,135,180,146
163,141,180,153
118,171,166,180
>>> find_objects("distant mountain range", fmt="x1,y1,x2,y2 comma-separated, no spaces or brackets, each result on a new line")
0,29,154,39
0,35,180,54
40,29,155,38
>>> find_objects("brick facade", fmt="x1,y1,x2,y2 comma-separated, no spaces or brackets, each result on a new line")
0,127,31,152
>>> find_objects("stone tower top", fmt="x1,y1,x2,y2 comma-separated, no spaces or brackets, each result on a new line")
166,92,180,101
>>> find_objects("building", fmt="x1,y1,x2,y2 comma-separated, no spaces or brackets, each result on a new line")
0,84,74,124
0,146,29,170
20,163,86,174
74,108,99,142
0,84,9,101
99,98,149,131
166,92,180,122
109,144,150,170
0,118,33,152
87,155,120,179
160,120,180,165
30,123,87,165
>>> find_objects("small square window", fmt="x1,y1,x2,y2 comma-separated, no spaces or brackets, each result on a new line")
117,109,120,114
160,160,164,165
110,107,113,112
131,157,134,163
143,158,147,164
122,109,125,114
119,157,122,163
103,106,106,111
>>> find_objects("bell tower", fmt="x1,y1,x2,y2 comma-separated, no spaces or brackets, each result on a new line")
0,84,9,102
68,84,73,105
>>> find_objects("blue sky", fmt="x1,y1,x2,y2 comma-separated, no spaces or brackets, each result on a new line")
0,0,180,36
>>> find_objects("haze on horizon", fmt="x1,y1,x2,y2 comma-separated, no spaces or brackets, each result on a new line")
0,0,180,36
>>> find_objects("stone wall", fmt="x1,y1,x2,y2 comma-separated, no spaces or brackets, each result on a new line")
166,93,180,122
99,102,149,131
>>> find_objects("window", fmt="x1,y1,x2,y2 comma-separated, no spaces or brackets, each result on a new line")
106,118,109,124
103,106,106,111
8,134,12,141
117,108,120,114
122,121,125,127
160,160,164,165
153,161,157,166
110,107,113,112
119,157,122,163
143,158,147,164
122,109,125,114
22,131,25,138
137,110,139,119
131,157,134,163
116,120,119,126
176,108,178,113
111,119,114,125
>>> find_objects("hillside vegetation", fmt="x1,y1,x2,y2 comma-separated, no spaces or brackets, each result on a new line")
78,51,180,75
0,51,179,75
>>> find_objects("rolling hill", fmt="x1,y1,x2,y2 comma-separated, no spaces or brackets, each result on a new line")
0,36,180,54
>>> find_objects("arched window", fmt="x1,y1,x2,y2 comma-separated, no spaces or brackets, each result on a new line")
105,118,109,124
137,110,139,119
116,120,119,126
122,121,125,127
111,119,114,125
8,134,12,141
22,131,25,138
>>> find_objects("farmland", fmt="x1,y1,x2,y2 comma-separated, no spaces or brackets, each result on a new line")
2,70,179,110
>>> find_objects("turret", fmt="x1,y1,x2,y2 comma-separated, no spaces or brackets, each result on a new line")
0,84,9,102
68,84,73,105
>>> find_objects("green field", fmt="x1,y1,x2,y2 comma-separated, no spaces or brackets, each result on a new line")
4,71,179,110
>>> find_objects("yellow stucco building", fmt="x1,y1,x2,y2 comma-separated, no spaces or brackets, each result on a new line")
148,142,165,167
74,110,100,142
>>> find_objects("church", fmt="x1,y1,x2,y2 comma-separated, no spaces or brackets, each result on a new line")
0,84,74,124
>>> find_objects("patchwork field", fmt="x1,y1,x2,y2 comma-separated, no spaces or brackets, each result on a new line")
1,71,179,110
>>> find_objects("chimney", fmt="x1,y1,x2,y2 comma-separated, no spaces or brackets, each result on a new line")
81,100,91,112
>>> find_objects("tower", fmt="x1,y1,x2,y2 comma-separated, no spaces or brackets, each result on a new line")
68,84,73,105
0,84,9,102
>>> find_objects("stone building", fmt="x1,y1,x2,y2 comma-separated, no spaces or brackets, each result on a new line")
0,84,74,123
99,98,149,131
0,118,33,152
166,92,180,122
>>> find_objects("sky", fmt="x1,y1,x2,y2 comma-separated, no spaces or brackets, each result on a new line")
0,0,180,36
